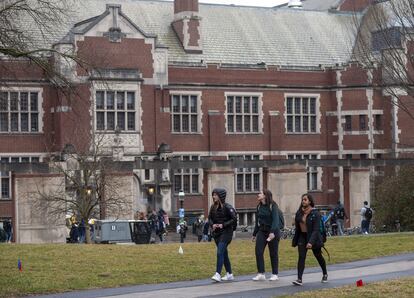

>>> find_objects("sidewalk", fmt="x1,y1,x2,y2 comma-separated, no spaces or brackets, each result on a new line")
32,253,414,298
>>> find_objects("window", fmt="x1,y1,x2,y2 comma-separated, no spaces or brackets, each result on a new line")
0,158,10,199
174,155,200,194
360,154,368,160
227,95,260,133
286,96,317,133
346,154,353,159
345,115,352,131
372,27,402,52
359,115,366,130
231,155,261,193
287,154,318,191
375,115,382,130
171,94,199,133
96,91,136,131
0,91,40,133
0,156,40,163
144,169,150,181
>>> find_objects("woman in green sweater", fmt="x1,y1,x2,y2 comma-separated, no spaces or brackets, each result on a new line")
252,189,281,281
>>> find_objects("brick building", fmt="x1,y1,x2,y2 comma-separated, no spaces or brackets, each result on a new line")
1,0,413,242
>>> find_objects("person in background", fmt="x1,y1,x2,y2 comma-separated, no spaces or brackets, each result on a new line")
334,201,349,236
361,201,373,234
195,215,205,242
292,194,328,286
177,218,188,243
252,189,281,281
3,219,12,243
203,219,212,242
157,209,167,242
209,188,237,282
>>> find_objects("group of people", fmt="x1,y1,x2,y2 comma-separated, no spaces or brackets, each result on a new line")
68,217,94,243
136,208,170,243
322,200,373,236
322,201,349,236
208,188,328,286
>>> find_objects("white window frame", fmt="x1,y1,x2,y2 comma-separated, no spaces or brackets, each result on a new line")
173,155,201,194
230,154,262,194
225,92,263,134
284,93,320,134
95,90,137,132
0,88,43,134
287,154,320,191
170,91,202,134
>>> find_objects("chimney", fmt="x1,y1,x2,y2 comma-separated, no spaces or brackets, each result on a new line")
338,0,372,12
172,0,202,53
288,0,302,9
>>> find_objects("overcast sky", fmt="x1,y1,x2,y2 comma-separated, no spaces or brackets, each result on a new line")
166,0,289,7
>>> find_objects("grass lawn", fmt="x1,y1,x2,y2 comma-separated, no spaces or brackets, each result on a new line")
0,233,413,297
281,277,414,298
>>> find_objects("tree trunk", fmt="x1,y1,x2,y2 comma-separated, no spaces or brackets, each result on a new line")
85,222,91,244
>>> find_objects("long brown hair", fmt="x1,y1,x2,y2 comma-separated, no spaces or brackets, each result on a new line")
258,189,276,207
210,191,223,212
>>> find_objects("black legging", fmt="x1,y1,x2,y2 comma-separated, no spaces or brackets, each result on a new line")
255,230,279,274
297,233,327,280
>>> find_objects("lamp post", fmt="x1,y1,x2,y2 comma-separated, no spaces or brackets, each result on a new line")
147,186,155,211
178,190,185,219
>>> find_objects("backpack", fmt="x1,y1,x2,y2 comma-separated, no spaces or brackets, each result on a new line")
310,210,327,244
258,203,285,230
225,203,238,231
365,207,373,220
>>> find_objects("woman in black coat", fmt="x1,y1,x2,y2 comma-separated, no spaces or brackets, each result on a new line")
208,188,237,282
292,193,327,286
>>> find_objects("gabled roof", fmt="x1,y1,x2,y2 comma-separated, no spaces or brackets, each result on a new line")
30,0,360,68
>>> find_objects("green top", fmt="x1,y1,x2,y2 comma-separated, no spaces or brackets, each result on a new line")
253,202,280,236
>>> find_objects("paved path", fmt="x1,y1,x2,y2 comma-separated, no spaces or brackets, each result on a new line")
33,253,414,298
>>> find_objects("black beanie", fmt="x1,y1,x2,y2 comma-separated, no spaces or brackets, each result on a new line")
212,188,226,203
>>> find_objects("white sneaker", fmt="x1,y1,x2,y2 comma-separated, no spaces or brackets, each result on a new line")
211,272,221,282
269,274,279,281
221,273,234,281
252,273,266,281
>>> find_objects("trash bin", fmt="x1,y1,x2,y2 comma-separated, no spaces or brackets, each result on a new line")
130,220,151,244
93,220,133,243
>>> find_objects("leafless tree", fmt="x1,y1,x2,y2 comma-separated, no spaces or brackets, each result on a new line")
32,134,133,244
373,165,414,231
352,0,414,119
0,0,86,88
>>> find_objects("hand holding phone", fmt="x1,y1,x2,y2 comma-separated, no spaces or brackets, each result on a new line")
266,233,275,242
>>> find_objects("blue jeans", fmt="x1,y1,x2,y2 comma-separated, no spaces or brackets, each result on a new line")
215,240,232,274
361,220,369,233
336,219,345,235
6,231,12,242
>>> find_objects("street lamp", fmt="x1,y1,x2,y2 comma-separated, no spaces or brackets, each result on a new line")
85,186,93,197
178,190,185,219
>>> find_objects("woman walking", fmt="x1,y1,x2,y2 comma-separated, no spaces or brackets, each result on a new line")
252,189,281,281
208,188,237,282
292,194,328,286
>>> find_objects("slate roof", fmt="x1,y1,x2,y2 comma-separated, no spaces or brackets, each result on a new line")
277,0,343,11
29,0,361,68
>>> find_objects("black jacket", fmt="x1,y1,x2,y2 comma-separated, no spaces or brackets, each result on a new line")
208,203,236,236
292,209,323,249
